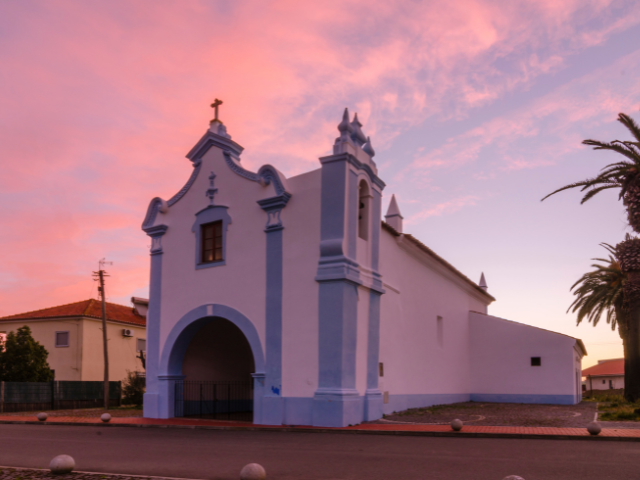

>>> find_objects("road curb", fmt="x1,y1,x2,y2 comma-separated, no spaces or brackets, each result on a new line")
0,419,638,442
0,465,206,480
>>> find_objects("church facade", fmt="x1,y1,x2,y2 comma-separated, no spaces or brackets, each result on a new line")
141,108,586,427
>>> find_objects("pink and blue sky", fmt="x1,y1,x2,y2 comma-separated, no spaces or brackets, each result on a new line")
1,1,640,367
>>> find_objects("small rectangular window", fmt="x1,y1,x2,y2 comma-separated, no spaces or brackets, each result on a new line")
379,362,384,377
531,357,541,366
201,221,223,263
55,331,70,347
136,338,146,353
437,316,443,348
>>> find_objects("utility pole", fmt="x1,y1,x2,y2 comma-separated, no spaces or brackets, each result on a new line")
93,258,112,410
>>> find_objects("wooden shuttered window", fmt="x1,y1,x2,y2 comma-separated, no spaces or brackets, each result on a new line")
202,221,223,263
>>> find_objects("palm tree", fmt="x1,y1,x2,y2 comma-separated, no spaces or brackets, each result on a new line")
542,113,640,231
569,243,633,397
569,243,625,331
543,112,640,402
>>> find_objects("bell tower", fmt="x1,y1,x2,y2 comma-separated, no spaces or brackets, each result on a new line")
313,109,386,427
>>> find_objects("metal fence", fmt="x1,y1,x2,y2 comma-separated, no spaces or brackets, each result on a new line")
0,381,122,413
175,380,253,422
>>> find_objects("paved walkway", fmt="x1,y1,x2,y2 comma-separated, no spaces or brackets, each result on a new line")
1,414,640,441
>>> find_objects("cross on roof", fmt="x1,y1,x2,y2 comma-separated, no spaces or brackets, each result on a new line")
210,98,223,123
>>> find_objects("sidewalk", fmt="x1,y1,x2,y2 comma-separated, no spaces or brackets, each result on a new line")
1,414,640,441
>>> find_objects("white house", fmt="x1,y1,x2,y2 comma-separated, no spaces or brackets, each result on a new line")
141,107,586,427
582,358,624,391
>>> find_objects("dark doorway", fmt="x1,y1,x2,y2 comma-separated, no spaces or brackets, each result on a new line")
175,317,255,421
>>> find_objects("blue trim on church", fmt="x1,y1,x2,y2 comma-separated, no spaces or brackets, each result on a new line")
257,193,291,425
313,151,386,427
142,225,168,419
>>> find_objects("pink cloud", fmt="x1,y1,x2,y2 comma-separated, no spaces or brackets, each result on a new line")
405,196,481,224
0,0,639,315
406,48,640,179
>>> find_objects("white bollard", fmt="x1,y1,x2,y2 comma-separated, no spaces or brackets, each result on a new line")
36,412,48,422
450,418,463,431
49,454,75,474
587,422,602,435
101,413,111,423
240,463,266,480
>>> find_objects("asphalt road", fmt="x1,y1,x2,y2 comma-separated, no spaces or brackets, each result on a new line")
0,424,638,480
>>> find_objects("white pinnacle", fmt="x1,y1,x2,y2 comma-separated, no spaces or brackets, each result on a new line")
386,194,402,218
479,272,488,291
385,194,403,233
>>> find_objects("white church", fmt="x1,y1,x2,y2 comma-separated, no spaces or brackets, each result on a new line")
141,104,586,427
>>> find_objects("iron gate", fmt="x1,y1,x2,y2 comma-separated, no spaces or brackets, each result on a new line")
174,380,253,421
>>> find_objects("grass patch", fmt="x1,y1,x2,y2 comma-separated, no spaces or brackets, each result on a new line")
596,395,640,421
582,389,624,402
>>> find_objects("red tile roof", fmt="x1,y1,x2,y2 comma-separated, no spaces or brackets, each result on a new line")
582,359,624,377
0,299,146,327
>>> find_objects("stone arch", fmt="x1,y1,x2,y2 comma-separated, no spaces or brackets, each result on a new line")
159,304,265,377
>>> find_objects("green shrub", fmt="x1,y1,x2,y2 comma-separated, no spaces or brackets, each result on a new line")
0,326,53,382
121,371,145,407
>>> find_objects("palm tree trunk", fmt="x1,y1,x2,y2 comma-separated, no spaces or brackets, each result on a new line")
624,272,640,402
615,304,630,395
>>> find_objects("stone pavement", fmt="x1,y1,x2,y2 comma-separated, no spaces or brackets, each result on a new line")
1,414,640,441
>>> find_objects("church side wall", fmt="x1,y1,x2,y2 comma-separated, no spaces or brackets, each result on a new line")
158,147,269,373
378,229,486,414
469,312,580,404
280,169,322,424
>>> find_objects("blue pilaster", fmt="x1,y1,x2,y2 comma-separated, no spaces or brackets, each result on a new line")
251,373,266,424
257,193,291,425
313,153,364,427
142,224,168,419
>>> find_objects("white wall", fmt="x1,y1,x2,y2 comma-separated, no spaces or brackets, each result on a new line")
155,142,326,399
281,169,321,398
586,375,624,390
158,146,271,356
469,312,582,403
378,228,492,410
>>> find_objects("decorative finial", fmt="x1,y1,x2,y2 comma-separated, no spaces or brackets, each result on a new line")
363,136,375,157
206,172,218,205
351,113,367,146
210,99,223,124
338,108,353,135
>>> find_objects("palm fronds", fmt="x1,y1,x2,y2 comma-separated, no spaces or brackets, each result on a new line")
569,243,625,331
542,113,640,207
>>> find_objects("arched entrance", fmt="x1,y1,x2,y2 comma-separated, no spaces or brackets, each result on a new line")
158,304,265,422
182,318,255,381
176,318,255,420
